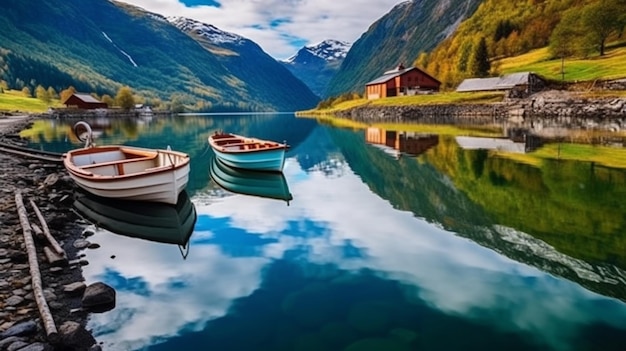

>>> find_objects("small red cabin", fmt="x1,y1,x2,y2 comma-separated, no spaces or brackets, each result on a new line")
365,64,441,100
63,93,108,109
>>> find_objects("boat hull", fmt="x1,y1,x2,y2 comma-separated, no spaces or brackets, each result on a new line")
73,190,197,246
208,132,288,172
210,157,292,202
63,145,190,205
212,147,286,172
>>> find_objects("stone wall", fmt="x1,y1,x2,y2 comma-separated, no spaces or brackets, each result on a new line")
334,103,503,125
332,91,626,131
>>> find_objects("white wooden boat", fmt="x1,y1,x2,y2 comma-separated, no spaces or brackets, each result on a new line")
208,131,288,172
63,122,190,205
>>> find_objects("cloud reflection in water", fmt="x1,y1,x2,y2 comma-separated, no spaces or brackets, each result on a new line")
81,158,626,350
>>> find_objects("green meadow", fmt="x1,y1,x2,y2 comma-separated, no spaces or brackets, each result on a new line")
0,90,61,113
498,45,626,83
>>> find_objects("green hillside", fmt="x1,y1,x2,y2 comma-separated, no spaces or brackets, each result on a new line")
498,45,626,82
417,0,626,89
0,0,319,112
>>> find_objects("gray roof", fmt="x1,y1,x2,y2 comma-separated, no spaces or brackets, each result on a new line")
495,72,532,89
72,93,103,103
455,136,526,153
456,72,533,92
366,67,415,85
455,77,502,92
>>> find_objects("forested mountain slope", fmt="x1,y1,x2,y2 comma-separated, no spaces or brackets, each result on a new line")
325,0,482,97
0,0,319,112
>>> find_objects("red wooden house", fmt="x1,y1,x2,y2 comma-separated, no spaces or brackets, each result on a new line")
365,64,441,100
63,93,108,109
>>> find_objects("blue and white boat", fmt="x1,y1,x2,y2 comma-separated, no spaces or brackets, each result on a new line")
209,157,292,204
208,131,288,172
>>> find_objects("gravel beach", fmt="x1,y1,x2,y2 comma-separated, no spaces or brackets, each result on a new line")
0,115,99,351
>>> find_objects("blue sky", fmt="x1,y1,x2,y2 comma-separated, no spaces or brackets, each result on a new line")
118,0,405,60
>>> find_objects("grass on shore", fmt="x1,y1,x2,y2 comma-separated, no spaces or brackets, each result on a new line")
303,114,507,137
497,44,626,83
0,90,61,113
298,92,505,116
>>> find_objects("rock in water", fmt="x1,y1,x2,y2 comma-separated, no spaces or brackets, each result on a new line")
59,321,96,350
81,282,115,313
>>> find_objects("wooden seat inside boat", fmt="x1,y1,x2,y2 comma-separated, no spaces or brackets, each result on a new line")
77,155,158,176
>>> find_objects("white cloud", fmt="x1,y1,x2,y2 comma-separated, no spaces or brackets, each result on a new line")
117,0,405,59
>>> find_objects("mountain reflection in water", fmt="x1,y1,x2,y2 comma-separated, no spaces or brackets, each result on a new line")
20,114,626,350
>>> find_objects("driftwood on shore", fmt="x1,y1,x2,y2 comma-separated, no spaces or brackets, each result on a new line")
29,199,66,257
14,191,59,343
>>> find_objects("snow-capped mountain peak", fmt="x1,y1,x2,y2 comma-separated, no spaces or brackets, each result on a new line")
283,39,351,64
167,16,243,45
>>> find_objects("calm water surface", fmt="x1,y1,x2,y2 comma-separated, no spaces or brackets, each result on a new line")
22,113,626,351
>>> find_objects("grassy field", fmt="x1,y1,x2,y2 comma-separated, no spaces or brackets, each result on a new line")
0,90,61,113
497,44,626,82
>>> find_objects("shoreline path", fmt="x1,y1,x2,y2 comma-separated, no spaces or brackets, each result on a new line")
0,114,100,351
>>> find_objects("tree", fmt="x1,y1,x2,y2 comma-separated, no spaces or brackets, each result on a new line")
549,11,581,81
47,87,57,100
60,86,76,103
470,37,491,77
550,6,585,56
170,95,185,113
101,94,114,107
456,41,473,73
21,86,31,97
35,85,50,104
115,86,135,110
580,0,626,56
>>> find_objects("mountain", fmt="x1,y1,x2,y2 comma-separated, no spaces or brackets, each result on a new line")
169,17,319,111
280,40,351,97
0,0,319,112
325,0,483,98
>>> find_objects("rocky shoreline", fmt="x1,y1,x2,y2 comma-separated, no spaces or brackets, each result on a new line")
0,116,101,351
331,90,626,132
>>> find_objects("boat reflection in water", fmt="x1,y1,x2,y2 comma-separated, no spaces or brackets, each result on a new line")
73,190,197,259
209,157,293,204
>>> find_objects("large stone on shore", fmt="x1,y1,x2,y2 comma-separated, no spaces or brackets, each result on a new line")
0,320,38,338
0,336,25,350
5,295,25,306
63,282,87,297
15,342,53,351
7,340,29,350
81,282,115,312
58,321,96,350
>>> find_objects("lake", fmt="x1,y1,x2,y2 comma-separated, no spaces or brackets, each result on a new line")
21,113,626,351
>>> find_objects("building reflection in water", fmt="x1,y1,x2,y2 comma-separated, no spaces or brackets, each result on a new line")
365,127,439,159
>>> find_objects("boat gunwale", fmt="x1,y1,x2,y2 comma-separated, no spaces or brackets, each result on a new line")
208,133,288,154
63,145,190,182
